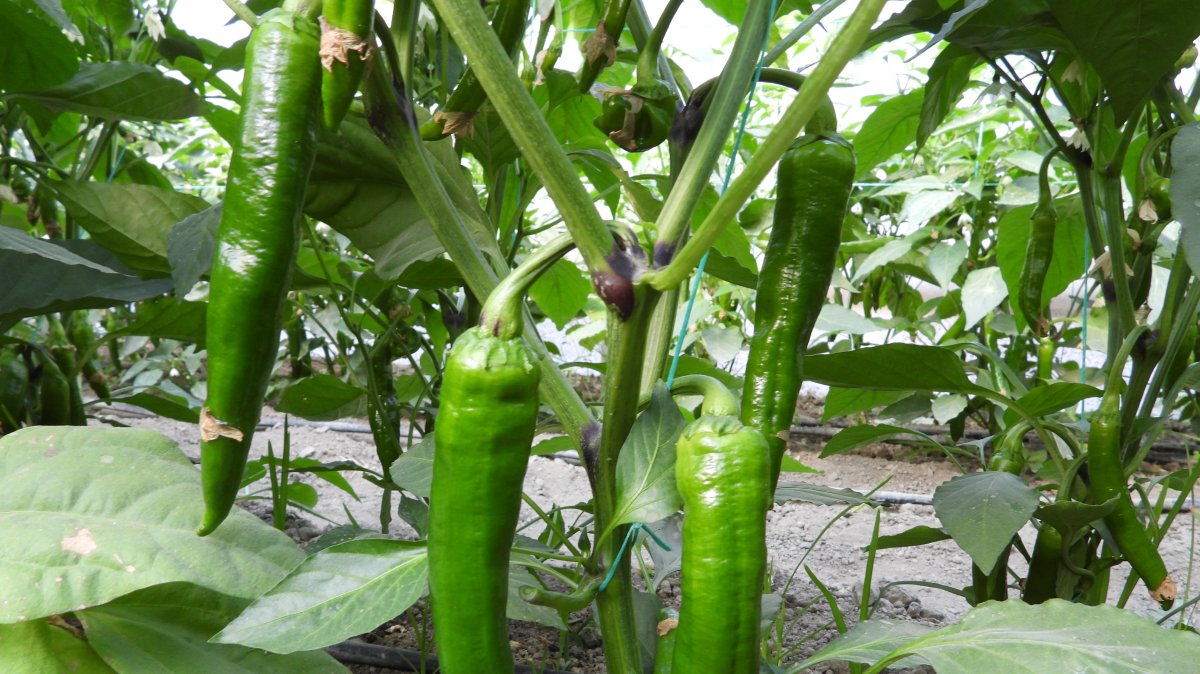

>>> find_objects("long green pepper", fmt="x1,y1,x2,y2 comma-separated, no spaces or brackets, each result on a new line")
741,132,854,491
428,326,541,673
319,0,375,132
1017,148,1059,337
198,6,321,536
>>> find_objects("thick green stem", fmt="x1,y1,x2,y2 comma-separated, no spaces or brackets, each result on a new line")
361,65,594,443
635,0,683,83
592,290,658,674
645,0,887,289
428,0,617,285
666,374,738,416
638,287,679,393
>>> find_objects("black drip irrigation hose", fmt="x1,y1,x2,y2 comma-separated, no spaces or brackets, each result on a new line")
325,641,578,673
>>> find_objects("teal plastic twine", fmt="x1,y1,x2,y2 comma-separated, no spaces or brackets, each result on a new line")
598,522,672,592
664,0,780,388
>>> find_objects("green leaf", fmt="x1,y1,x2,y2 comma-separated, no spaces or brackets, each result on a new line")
821,423,929,458
532,435,575,456
0,618,115,673
867,600,1200,673
852,90,924,179
918,45,978,148
933,472,1040,574
995,197,1088,332
107,388,199,423
15,62,204,121
1172,124,1200,278
275,375,367,421
1002,382,1102,425
960,267,1008,329
215,540,428,654
168,203,220,297
793,618,933,672
927,239,968,288
80,582,345,672
0,231,172,324
773,482,876,507
112,297,206,345
389,436,434,498
1035,498,1117,532
875,525,952,550
529,258,591,329
0,427,303,623
930,393,967,424
804,344,981,394
822,388,908,421
51,180,209,276
1049,1,1200,124
815,304,880,335
0,0,78,92
608,384,687,533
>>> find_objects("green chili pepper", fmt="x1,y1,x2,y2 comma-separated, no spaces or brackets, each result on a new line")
47,316,86,426
198,5,321,536
653,607,678,674
1148,176,1172,222
1017,149,1059,337
0,348,30,434
577,0,633,92
1021,522,1063,604
673,412,770,673
1087,389,1175,607
319,0,375,132
987,426,1026,475
68,316,111,400
428,326,541,673
1035,335,1055,383
741,133,854,492
33,348,72,426
593,80,677,152
519,576,600,613
419,0,531,140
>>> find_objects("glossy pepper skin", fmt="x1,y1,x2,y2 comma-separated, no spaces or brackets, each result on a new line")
741,133,854,492
1017,150,1058,337
672,416,771,674
593,80,676,152
198,8,321,536
428,326,540,673
1087,391,1175,607
319,0,375,132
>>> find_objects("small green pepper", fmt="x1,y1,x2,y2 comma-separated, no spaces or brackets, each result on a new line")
1017,148,1060,337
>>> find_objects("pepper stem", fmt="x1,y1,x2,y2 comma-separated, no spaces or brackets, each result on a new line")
667,374,739,417
635,0,683,85
480,234,577,340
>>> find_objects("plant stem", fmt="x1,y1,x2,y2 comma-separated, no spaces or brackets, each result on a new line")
221,0,259,26
480,233,576,339
427,0,616,282
762,0,849,66
646,0,887,289
360,64,594,444
635,0,684,83
592,290,657,673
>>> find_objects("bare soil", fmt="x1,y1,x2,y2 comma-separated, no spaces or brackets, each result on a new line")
93,400,1200,673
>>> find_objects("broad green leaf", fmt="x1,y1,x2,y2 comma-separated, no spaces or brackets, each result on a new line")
1002,382,1102,425
875,525,952,550
0,0,78,92
0,427,303,623
995,197,1088,332
609,384,687,532
933,472,1040,574
852,238,915,282
51,180,209,276
275,375,367,421
107,388,199,423
112,297,206,345
927,239,967,288
700,325,743,363
459,110,519,178
168,203,220,297
853,90,924,179
821,423,930,458
507,561,566,629
876,600,1200,673
943,0,1071,53
793,619,933,672
773,482,876,507
804,344,981,394
1049,1,1200,124
80,582,345,672
961,267,1007,329
532,435,575,456
930,394,967,424
529,258,591,329
815,304,880,335
0,231,171,323
15,62,204,121
821,388,908,421
0,619,115,673
1172,124,1200,277
214,540,428,654
779,453,818,474
389,436,434,498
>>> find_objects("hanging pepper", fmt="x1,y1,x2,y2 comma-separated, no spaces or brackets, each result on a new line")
671,376,770,674
319,0,375,132
1017,148,1060,337
198,3,322,536
741,132,854,491
593,0,680,152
